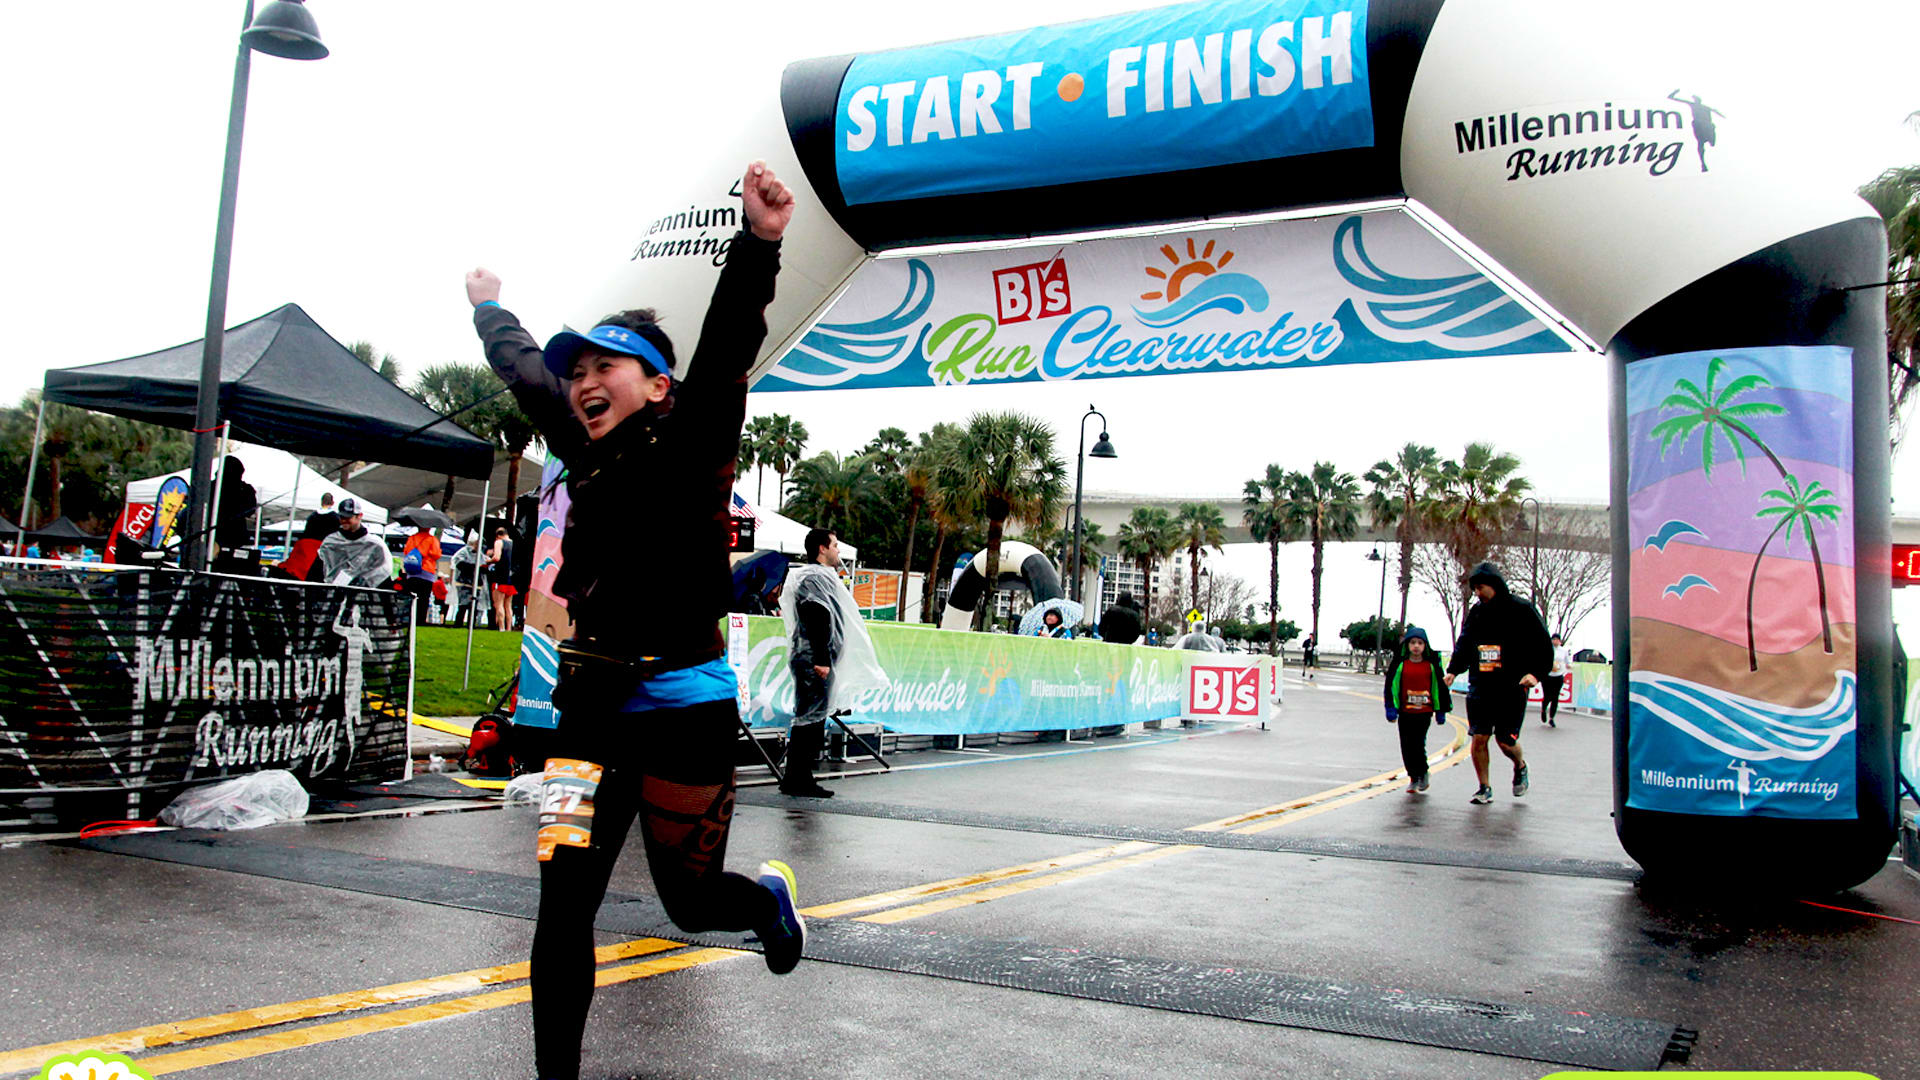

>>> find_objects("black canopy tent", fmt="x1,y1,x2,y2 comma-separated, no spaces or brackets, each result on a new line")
15,517,104,546
41,303,494,480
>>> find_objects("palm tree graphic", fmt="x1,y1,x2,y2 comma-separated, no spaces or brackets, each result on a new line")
1648,356,1840,669
1746,475,1841,669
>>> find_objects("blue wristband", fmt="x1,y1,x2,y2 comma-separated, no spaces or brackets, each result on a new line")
476,300,499,309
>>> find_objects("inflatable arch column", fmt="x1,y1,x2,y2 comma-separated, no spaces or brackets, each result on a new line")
940,541,1066,631
578,0,1893,891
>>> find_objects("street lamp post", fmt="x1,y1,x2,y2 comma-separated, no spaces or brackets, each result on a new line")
1367,545,1388,673
1070,405,1117,603
185,0,327,571
1519,495,1541,603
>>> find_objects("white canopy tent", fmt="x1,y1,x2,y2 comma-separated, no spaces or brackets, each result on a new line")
731,488,857,562
127,441,389,530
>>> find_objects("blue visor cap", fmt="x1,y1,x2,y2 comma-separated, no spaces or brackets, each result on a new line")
543,324,673,381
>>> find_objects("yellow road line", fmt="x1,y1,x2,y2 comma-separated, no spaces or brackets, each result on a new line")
8,714,1463,1075
801,842,1159,918
129,949,749,1076
0,938,681,1075
854,844,1199,925
411,714,474,739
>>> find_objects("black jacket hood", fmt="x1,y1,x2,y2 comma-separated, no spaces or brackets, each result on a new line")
1468,561,1510,598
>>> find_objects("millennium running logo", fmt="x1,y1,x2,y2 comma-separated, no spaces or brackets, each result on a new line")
1452,90,1725,182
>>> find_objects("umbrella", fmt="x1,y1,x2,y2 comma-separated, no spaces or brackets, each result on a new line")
1019,597,1084,637
395,506,456,532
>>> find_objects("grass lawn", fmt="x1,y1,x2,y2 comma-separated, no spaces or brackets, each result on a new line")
412,626,522,718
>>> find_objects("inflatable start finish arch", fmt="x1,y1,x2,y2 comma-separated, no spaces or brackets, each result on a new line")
578,0,1896,892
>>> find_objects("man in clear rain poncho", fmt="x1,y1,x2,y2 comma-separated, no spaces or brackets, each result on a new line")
781,527,888,798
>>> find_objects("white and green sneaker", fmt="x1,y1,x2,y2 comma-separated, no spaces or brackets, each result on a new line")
1470,785,1494,805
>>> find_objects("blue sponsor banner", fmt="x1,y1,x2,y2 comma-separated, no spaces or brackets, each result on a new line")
1624,346,1858,819
835,0,1373,206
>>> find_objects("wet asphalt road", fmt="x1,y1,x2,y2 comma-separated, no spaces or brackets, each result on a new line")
3,666,1917,1079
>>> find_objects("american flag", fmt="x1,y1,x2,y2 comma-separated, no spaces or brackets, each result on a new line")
730,491,760,522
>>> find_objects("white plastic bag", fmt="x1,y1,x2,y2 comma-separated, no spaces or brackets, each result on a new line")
159,770,310,830
503,772,545,805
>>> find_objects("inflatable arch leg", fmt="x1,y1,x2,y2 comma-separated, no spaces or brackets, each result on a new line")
940,541,1064,632
1609,217,1895,893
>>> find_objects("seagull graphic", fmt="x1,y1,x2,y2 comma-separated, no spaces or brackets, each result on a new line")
1662,574,1716,599
1642,520,1706,552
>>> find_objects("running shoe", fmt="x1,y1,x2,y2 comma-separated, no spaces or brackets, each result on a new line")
1416,774,1431,793
1513,764,1530,798
756,860,806,975
1470,785,1493,805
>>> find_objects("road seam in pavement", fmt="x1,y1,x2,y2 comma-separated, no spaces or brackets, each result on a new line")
11,730,1484,1076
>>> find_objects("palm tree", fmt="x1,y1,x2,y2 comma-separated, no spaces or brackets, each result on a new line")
784,451,879,535
759,415,809,508
1857,142,1920,453
1745,474,1842,669
1176,502,1227,612
1284,462,1362,649
496,407,538,513
1651,355,1838,662
1242,464,1298,655
413,362,502,512
861,427,913,475
1425,443,1530,615
1061,518,1107,583
1364,443,1441,635
742,415,777,503
1117,506,1179,608
911,423,964,622
936,412,1065,629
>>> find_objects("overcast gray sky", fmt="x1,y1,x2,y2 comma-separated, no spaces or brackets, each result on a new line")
5,0,1917,646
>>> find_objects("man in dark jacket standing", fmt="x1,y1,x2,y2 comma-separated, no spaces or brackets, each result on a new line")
1099,592,1144,644
784,528,843,798
1444,562,1551,804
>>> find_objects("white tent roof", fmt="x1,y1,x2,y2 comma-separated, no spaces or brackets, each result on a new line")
127,441,389,527
732,488,857,562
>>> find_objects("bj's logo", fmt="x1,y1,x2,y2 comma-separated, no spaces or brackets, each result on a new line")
992,257,1071,325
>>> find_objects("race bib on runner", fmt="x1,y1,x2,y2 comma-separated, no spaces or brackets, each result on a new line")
1406,690,1432,710
536,758,603,862
1478,644,1502,672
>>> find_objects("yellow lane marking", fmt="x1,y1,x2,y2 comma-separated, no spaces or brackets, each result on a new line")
11,710,1463,1075
411,715,474,739
0,938,681,1075
854,844,1199,925
801,842,1159,918
453,777,509,790
129,950,749,1076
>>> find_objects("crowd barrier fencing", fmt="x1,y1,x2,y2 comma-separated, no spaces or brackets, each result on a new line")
0,559,413,830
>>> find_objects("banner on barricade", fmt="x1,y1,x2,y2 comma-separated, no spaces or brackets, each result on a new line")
733,616,1191,735
0,564,412,823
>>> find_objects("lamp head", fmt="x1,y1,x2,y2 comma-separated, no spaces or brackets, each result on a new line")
1090,432,1117,459
243,0,328,60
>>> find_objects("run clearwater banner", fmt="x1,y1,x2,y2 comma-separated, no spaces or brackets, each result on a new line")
1624,345,1856,819
734,616,1191,734
754,211,1569,392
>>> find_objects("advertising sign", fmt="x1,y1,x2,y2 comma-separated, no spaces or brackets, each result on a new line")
835,0,1373,205
0,568,411,821
755,211,1568,392
1186,661,1266,719
851,570,902,621
731,616,1193,735
1624,346,1856,819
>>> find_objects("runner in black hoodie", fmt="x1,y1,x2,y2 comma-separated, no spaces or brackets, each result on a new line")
1444,562,1551,804
465,161,804,1080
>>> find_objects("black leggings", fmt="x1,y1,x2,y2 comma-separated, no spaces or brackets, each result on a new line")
1541,675,1565,720
530,695,775,1080
1397,711,1436,781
